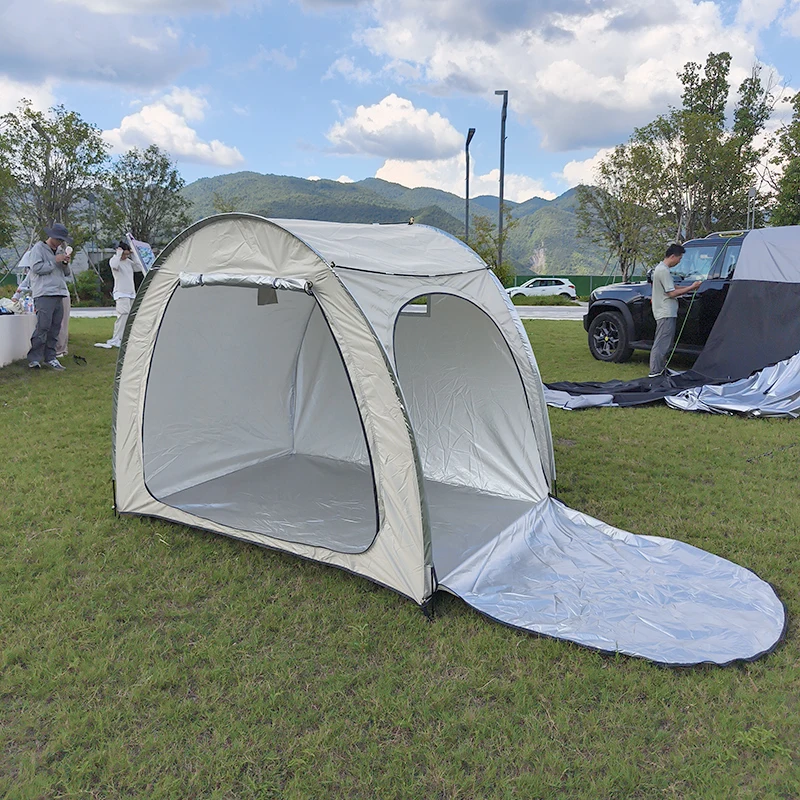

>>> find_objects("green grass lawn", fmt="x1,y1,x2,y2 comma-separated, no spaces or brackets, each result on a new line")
2,318,798,799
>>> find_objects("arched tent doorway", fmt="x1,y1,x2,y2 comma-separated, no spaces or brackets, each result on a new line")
393,293,546,577
142,282,378,553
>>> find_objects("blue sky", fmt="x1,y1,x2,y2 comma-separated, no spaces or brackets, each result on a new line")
1,0,798,201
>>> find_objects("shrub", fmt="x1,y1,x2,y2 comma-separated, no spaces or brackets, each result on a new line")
74,270,102,305
511,294,578,306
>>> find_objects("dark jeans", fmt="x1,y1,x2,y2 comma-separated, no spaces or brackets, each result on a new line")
28,296,65,364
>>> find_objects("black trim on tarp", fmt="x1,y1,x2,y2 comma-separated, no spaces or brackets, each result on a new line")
547,280,800,407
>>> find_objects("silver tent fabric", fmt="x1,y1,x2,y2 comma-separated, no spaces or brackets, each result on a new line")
113,214,786,665
544,388,617,410
440,497,785,665
665,351,800,417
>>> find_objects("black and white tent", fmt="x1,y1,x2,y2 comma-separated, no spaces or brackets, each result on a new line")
112,215,785,665
547,226,800,415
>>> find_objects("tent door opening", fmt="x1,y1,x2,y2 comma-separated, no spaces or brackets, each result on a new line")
142,282,378,553
393,293,547,578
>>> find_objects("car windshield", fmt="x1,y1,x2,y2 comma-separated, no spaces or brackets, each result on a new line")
672,245,723,281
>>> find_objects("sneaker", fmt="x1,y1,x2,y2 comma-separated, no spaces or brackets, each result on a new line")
45,358,66,371
29,361,41,369
94,342,113,349
648,372,663,379
56,351,67,357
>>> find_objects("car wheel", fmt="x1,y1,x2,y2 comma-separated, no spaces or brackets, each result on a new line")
588,311,634,362
559,293,572,298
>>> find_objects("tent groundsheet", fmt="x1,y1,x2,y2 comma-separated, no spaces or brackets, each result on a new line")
547,226,800,416
440,497,785,665
113,214,786,666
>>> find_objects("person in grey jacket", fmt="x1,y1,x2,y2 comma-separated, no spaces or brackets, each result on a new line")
27,223,73,370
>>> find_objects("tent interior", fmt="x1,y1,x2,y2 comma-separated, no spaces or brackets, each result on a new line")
143,286,543,576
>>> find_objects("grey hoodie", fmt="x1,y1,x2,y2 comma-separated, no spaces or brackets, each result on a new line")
28,240,70,298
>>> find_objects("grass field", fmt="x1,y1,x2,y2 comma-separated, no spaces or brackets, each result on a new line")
2,318,798,799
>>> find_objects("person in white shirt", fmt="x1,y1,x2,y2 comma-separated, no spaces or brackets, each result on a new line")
95,241,137,349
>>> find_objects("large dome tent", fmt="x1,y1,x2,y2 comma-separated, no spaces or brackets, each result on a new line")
112,214,785,666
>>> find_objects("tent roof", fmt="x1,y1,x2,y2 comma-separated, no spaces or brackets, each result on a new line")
272,218,487,276
734,225,800,283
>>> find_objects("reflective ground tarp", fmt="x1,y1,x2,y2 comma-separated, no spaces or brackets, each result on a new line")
665,351,800,417
440,497,786,666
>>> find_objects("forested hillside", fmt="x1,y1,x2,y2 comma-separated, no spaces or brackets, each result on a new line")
182,172,612,275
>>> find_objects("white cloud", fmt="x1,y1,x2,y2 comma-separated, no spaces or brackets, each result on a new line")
0,76,54,115
558,148,615,187
736,0,787,32
0,0,201,88
103,88,244,167
376,154,555,201
354,0,776,151
53,0,252,12
324,56,373,83
336,175,354,182
326,94,462,159
784,2,800,35
232,104,251,116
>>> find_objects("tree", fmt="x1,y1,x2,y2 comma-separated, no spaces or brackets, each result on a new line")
0,162,14,251
575,143,672,282
769,92,800,226
630,54,774,240
99,145,191,246
577,52,776,276
212,191,242,214
466,206,517,286
0,100,109,246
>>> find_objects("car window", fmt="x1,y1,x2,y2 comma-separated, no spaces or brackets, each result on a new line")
673,245,722,281
718,245,741,279
522,279,535,288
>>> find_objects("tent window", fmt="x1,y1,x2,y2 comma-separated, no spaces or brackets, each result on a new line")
399,294,431,316
142,284,378,554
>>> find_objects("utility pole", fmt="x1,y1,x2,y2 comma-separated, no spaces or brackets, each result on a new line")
495,90,508,270
747,186,757,230
465,127,476,243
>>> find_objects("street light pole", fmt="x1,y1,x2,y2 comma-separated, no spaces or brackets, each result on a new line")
465,127,476,243
495,90,508,271
747,186,757,230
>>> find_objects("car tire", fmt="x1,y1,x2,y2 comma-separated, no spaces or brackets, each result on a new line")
559,293,572,298
588,311,634,362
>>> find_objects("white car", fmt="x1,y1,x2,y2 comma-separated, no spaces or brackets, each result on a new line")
507,277,577,300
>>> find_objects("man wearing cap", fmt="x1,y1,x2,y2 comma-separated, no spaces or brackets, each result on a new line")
26,223,72,370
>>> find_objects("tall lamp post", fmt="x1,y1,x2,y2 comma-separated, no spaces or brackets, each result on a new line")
747,185,757,230
495,90,508,271
464,127,476,243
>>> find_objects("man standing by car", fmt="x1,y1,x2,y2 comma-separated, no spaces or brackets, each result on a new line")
649,243,702,378
27,223,72,371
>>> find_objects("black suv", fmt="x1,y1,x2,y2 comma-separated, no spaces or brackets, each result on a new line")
584,232,746,362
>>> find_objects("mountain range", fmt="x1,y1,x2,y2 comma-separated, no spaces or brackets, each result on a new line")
182,172,613,275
